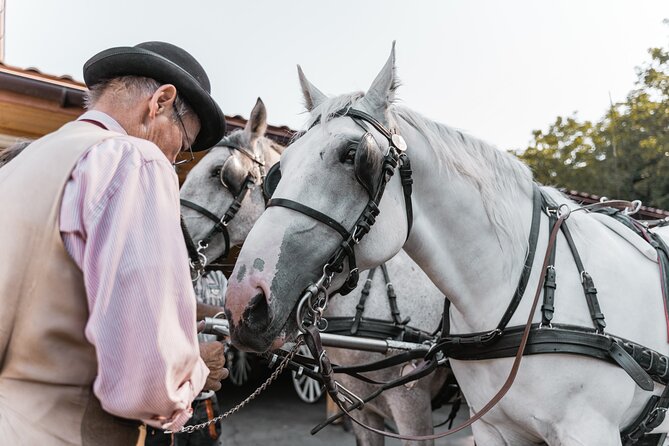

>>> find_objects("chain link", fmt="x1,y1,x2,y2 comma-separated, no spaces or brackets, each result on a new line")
166,337,304,434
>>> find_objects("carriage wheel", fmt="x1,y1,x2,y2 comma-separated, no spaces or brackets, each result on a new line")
227,349,252,386
291,344,324,403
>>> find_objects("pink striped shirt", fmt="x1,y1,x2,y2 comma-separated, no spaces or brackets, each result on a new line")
60,111,209,430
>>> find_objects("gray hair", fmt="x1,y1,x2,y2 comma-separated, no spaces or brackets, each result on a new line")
84,75,193,119
0,139,32,168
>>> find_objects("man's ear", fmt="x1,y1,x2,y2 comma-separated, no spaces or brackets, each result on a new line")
149,84,178,118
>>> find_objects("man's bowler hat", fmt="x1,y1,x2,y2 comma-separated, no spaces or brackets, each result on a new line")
83,41,226,151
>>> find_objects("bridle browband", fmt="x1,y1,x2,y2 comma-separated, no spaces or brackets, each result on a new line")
268,108,414,299
180,144,268,278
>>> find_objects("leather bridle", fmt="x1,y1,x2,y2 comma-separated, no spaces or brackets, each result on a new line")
180,144,268,278
268,108,414,303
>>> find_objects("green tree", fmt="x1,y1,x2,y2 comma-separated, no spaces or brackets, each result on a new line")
514,36,669,208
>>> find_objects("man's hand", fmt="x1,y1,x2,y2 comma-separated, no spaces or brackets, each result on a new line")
197,302,226,320
199,341,229,391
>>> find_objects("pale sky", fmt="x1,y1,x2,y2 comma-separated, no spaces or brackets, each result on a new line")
6,1,669,151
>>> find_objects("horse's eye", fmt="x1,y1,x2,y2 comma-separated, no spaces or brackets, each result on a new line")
340,144,357,164
211,167,222,178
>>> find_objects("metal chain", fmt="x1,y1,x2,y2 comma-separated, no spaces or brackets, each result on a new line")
167,337,304,434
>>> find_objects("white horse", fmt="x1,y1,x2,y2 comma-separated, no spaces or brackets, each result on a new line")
180,98,451,445
224,44,669,445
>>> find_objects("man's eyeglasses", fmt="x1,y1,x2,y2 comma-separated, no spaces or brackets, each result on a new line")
173,107,195,166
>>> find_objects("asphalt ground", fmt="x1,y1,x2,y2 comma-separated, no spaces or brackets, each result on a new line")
215,372,474,446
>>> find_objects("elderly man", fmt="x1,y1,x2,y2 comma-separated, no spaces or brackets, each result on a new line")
0,42,228,445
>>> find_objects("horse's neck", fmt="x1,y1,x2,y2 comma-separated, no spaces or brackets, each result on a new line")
398,120,535,333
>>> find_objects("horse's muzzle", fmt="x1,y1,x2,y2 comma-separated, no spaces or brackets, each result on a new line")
226,291,277,352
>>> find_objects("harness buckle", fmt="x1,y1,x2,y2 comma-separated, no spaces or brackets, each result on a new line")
316,318,329,332
352,226,363,244
334,381,365,407
557,204,571,219
624,200,643,216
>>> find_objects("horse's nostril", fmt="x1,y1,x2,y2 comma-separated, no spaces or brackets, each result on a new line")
242,291,270,329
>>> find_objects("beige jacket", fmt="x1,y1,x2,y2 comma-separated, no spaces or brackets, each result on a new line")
0,121,143,445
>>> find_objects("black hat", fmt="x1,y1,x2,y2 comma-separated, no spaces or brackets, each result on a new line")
83,41,226,151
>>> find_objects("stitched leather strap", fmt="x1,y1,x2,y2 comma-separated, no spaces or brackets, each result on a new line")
495,184,543,333
351,268,377,335
268,198,351,240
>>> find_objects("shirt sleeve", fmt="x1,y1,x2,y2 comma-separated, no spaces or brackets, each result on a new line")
71,139,209,430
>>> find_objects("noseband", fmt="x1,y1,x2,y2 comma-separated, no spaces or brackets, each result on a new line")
180,144,268,278
265,108,414,322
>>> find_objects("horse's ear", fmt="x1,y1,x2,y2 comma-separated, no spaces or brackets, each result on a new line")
245,97,268,140
360,42,399,120
298,65,327,111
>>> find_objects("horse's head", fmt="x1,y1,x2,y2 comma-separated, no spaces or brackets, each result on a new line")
225,44,411,352
180,98,282,262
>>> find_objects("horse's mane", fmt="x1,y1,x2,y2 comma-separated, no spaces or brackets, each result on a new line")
305,93,534,260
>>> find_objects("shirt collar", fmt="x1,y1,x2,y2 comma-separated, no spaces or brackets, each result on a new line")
78,110,127,135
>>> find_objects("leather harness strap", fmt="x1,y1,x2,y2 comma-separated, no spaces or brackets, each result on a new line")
380,263,405,325
268,108,413,296
268,198,350,240
494,184,543,334
180,174,253,264
350,268,377,335
561,222,607,333
180,143,267,270
541,212,558,326
314,209,570,441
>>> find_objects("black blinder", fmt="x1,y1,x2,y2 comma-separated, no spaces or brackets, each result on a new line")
263,162,282,200
354,132,384,198
221,155,249,196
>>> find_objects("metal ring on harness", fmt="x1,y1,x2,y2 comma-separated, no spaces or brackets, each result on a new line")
557,203,571,219
624,200,642,216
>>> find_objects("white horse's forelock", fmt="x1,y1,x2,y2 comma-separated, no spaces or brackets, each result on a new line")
304,92,365,129
302,92,534,263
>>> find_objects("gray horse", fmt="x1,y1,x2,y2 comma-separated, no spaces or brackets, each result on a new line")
180,98,283,261
180,99,451,445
